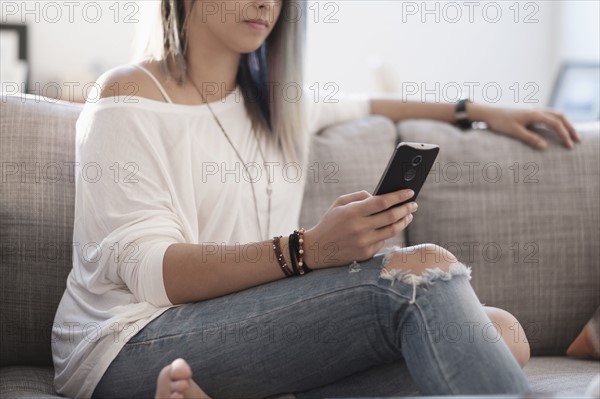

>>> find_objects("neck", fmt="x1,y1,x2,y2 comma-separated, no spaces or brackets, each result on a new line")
185,39,240,104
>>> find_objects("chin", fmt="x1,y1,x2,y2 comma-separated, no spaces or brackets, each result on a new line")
231,40,267,55
227,24,273,54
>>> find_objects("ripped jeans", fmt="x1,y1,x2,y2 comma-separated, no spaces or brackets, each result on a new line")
92,249,531,398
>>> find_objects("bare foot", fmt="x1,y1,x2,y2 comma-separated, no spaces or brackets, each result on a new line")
155,358,212,399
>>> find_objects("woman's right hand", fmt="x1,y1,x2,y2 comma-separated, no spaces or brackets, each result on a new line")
303,189,418,269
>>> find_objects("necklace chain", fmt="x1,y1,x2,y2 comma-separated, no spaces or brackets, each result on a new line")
188,78,272,240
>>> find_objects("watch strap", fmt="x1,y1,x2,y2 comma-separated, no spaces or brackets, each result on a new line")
455,98,473,130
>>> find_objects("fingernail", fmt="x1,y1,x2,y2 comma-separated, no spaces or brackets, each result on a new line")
407,190,415,197
538,141,547,149
412,202,418,211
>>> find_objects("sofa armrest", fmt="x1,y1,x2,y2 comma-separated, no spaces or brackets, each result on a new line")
299,116,407,251
398,119,600,356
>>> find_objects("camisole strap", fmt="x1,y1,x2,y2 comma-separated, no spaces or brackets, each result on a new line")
131,64,174,104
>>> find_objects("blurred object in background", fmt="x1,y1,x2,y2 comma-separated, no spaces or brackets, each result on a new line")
549,62,600,122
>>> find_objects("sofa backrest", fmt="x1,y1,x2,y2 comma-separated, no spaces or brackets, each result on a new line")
1,95,83,366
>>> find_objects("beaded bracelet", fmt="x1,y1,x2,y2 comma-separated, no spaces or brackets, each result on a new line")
273,236,293,277
298,228,313,273
288,229,313,275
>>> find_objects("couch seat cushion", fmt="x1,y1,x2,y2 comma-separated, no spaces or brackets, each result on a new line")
0,366,60,399
525,356,600,395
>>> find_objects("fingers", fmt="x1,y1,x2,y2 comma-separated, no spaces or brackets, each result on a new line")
370,213,414,243
531,112,574,149
366,201,417,231
515,125,548,150
366,202,418,244
355,189,415,216
334,190,372,207
524,109,581,149
550,110,581,143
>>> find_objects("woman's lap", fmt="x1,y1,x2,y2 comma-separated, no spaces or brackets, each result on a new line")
92,251,529,398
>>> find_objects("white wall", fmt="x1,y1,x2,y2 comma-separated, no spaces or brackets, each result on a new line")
1,0,598,106
557,0,600,62
305,0,570,107
1,0,139,100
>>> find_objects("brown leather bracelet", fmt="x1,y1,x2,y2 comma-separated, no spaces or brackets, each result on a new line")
273,236,293,277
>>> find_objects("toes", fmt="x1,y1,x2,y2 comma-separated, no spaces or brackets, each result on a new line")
169,358,193,381
170,379,190,393
155,365,174,399
156,359,193,399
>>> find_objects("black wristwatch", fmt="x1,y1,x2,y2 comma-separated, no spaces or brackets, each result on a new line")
455,98,473,130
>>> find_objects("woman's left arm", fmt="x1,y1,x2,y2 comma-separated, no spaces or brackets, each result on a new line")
370,99,581,150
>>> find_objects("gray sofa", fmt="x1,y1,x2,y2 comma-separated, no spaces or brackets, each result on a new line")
1,94,598,398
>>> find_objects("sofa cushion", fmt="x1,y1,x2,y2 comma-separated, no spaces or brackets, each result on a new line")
0,96,83,366
525,356,600,395
398,119,600,356
299,115,406,252
1,360,596,398
0,366,299,399
0,366,61,399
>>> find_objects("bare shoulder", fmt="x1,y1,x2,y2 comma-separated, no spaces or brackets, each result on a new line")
96,61,170,102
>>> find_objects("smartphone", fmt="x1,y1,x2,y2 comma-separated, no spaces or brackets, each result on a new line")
373,142,439,208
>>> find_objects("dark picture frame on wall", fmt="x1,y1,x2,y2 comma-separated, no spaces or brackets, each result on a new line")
0,23,29,92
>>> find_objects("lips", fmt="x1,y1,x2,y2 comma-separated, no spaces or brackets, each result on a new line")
244,19,269,28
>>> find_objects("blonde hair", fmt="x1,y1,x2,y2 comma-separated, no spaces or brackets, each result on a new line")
140,0,308,166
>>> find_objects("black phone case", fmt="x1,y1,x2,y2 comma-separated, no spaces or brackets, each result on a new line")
373,143,439,207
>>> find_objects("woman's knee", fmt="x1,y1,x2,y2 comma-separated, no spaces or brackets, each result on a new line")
382,243,459,275
484,306,531,368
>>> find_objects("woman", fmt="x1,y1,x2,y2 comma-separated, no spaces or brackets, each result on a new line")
52,0,579,398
